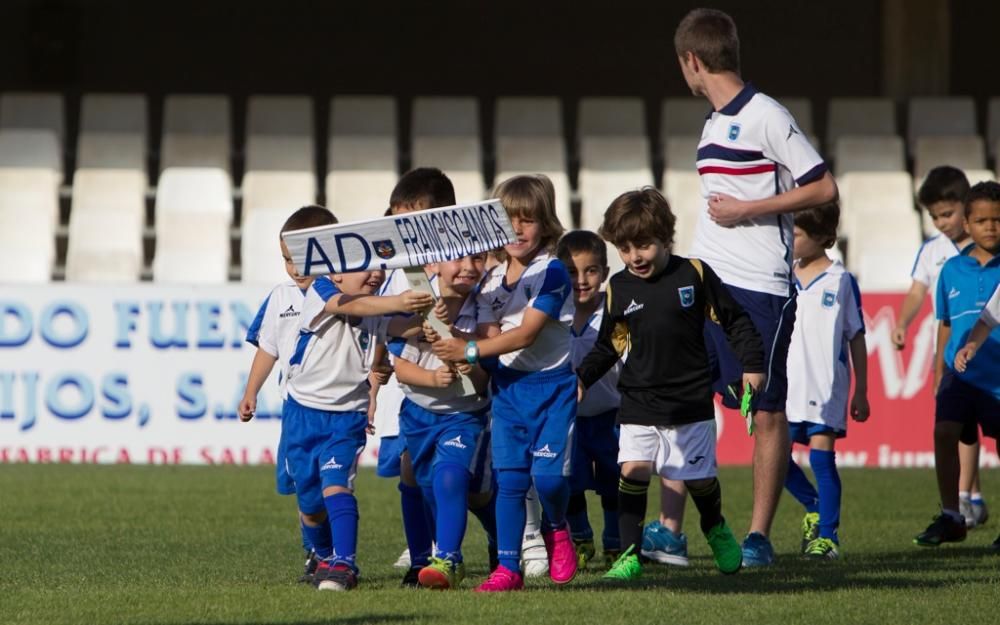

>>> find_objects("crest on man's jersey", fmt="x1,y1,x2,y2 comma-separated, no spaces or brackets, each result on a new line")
373,240,396,260
678,285,695,308
822,290,837,309
727,122,741,141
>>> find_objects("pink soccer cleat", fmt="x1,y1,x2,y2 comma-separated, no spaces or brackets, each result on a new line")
542,525,578,585
473,564,524,592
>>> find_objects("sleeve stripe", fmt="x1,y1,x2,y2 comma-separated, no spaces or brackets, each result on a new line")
312,277,340,302
245,294,270,346
795,162,828,186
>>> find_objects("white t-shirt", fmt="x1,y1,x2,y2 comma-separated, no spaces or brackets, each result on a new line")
691,83,828,297
476,252,573,372
245,281,306,398
571,294,621,417
982,282,1000,329
389,294,490,414
286,275,388,412
911,234,966,315
786,260,865,430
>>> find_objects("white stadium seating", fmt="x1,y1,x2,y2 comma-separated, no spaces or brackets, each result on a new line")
245,95,315,173
661,170,703,257
326,96,398,223
827,97,897,147
0,92,65,154
0,167,60,282
242,171,317,220
987,97,1000,161
65,169,146,282
661,97,711,139
77,93,148,173
834,135,906,175
913,135,986,182
161,95,231,174
0,130,62,176
907,96,978,154
241,208,292,284
411,97,485,203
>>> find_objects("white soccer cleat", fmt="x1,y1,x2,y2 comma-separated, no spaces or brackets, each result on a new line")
521,531,549,578
393,548,411,569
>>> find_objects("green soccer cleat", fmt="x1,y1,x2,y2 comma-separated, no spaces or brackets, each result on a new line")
417,556,466,590
803,537,840,560
602,545,642,582
705,519,742,574
800,512,820,554
574,538,596,568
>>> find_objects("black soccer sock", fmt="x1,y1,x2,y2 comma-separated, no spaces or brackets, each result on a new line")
567,492,588,516
687,477,724,534
618,476,649,554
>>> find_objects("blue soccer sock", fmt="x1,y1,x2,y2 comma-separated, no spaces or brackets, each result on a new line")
324,493,359,570
300,514,333,559
566,492,593,540
399,482,433,567
810,449,841,542
601,493,621,550
495,468,532,573
785,455,820,513
534,474,570,532
469,488,498,551
432,462,470,562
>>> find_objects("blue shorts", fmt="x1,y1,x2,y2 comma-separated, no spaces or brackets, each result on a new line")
569,410,620,497
788,421,845,445
491,366,577,476
275,422,296,496
399,398,488,489
705,283,796,413
936,370,1000,441
282,396,368,514
376,434,407,478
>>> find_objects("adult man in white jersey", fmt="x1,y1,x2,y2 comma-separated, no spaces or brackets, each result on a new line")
673,8,838,566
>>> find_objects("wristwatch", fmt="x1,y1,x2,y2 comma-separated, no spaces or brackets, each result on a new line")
464,340,479,364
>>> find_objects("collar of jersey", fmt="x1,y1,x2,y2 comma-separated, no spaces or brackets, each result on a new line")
715,81,758,117
500,251,552,291
956,245,1000,268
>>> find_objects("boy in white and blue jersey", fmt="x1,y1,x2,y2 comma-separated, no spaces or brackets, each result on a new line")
557,230,622,567
674,8,839,566
916,182,1000,548
389,252,493,589
783,203,870,560
280,262,433,592
239,205,337,583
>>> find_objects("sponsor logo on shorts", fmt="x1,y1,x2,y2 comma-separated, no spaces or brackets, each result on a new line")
532,444,558,459
687,455,706,465
279,305,299,319
624,299,644,316
443,435,467,449
321,456,343,471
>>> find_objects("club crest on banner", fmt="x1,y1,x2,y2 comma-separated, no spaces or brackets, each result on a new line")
373,240,396,260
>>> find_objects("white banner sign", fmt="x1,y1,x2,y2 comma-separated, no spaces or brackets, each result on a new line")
0,285,379,465
282,199,516,276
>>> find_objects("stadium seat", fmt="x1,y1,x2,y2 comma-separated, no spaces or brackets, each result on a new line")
152,167,232,283
780,97,819,148
833,135,906,175
161,95,231,174
662,170,703,257
838,171,915,220
0,167,59,282
0,92,65,153
663,136,700,172
987,97,1000,160
839,172,917,274
326,96,398,223
913,136,986,183
826,97,897,148
241,208,291,284
577,98,653,231
65,169,145,282
242,171,317,221
245,95,315,173
411,97,485,203
0,130,62,174
661,97,710,140
77,93,148,173
848,212,922,292
494,97,572,228
907,97,977,154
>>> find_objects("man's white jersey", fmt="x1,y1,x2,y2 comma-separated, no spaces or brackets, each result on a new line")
786,261,865,431
286,275,387,412
390,294,490,414
571,294,621,417
911,234,968,315
691,83,828,297
246,281,306,398
476,252,573,372
982,282,1000,329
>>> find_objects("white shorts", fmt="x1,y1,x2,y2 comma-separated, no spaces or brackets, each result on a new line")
618,420,717,481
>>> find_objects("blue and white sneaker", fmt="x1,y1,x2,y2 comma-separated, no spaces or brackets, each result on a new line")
641,520,689,566
741,532,775,567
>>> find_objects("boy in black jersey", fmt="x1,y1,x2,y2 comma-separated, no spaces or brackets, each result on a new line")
577,187,764,580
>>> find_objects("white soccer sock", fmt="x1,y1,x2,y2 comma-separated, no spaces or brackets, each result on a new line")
959,491,971,501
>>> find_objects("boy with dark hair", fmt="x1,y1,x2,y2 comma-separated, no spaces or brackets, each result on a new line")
915,181,1000,548
578,187,764,581
557,230,622,567
674,7,839,567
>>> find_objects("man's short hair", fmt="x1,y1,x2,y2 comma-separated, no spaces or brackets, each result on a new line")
599,187,676,249
917,166,970,208
281,205,337,233
674,8,740,73
390,167,456,209
794,202,840,249
965,180,1000,216
557,230,608,267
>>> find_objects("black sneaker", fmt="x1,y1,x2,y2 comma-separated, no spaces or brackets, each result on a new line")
401,565,423,587
488,543,500,572
314,561,358,591
914,513,968,547
298,550,320,584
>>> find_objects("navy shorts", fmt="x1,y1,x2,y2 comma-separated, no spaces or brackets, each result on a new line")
376,434,407,478
705,283,796,413
788,421,845,445
936,370,1000,441
282,396,368,514
398,398,489,489
569,410,620,497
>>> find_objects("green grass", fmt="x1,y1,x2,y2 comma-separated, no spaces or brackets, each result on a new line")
2,466,999,625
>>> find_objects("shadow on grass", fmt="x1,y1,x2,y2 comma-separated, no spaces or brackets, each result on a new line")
568,547,1000,594
149,616,418,625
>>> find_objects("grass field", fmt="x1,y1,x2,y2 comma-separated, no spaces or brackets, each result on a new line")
2,465,999,625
